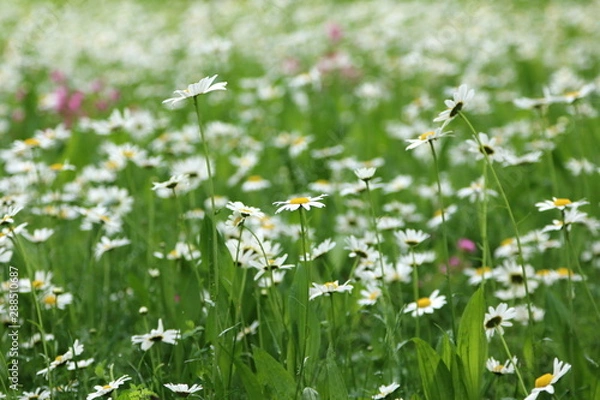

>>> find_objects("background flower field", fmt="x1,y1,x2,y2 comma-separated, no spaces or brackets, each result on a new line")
1,0,600,399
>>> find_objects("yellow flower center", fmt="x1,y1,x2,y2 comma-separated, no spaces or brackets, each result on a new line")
535,373,553,388
44,295,57,305
493,364,505,373
32,280,44,289
419,131,435,141
123,150,135,159
476,266,491,276
553,198,572,207
55,355,63,362
316,179,329,184
290,197,310,205
324,281,339,290
417,297,431,308
556,267,571,277
369,291,378,301
103,384,112,390
433,209,442,217
50,163,63,171
247,175,263,182
500,238,514,247
537,269,551,276
564,90,579,97
24,138,40,147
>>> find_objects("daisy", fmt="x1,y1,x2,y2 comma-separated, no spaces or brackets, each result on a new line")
302,238,336,261
273,194,327,213
541,208,589,233
236,320,260,341
524,358,571,400
404,289,446,317
433,84,475,124
131,319,180,351
162,75,227,108
394,228,430,248
405,127,451,150
249,254,295,281
241,175,271,192
464,266,493,285
41,291,74,310
94,236,130,260
354,167,377,181
18,388,51,399
535,197,588,212
372,381,401,399
225,201,264,227
465,132,506,163
37,339,84,377
486,356,517,375
483,303,516,340
86,375,131,400
309,280,354,300
21,228,55,243
358,283,382,306
493,259,538,299
164,383,204,397
513,304,545,325
456,177,498,203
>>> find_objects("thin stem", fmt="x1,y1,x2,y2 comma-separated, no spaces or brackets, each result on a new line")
410,249,420,338
459,112,535,326
428,140,457,340
295,208,311,398
498,331,528,396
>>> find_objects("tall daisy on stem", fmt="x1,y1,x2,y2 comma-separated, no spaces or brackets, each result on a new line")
406,125,457,339
437,84,534,328
163,74,227,394
273,193,327,396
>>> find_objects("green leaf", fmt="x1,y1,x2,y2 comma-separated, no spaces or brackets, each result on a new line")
412,338,454,400
253,346,296,399
235,357,264,399
317,346,348,400
457,286,487,400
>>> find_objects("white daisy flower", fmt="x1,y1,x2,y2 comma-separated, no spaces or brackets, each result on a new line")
372,381,401,399
309,280,354,300
394,228,430,248
486,356,517,375
86,375,131,400
483,303,516,341
405,127,451,150
433,84,475,124
163,383,204,396
162,75,227,108
404,289,446,317
131,319,180,351
524,358,571,400
273,194,327,213
535,197,588,212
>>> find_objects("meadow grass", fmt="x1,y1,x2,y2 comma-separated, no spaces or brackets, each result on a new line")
1,0,600,399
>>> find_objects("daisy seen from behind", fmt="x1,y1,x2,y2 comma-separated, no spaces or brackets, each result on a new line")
524,358,571,400
273,194,327,214
162,75,227,108
404,289,446,317
483,302,516,341
405,127,451,150
433,84,475,125
131,319,180,351
372,381,401,399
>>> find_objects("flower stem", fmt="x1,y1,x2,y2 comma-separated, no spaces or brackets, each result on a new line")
428,140,457,340
498,332,528,396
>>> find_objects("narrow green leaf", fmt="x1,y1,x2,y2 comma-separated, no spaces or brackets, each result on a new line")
234,358,264,399
412,338,454,400
457,286,487,400
254,346,296,399
318,346,348,400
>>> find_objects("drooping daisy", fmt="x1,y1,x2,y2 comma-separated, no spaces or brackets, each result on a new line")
433,84,475,124
493,259,538,299
86,375,131,400
37,339,84,377
273,194,327,213
21,228,55,243
465,132,506,163
162,75,227,108
486,356,517,375
404,290,446,317
249,254,295,281
524,358,571,400
456,177,498,203
131,319,180,351
483,303,516,341
163,383,204,397
309,280,354,300
372,381,401,399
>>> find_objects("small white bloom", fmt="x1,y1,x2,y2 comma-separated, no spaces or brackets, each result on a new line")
162,75,227,108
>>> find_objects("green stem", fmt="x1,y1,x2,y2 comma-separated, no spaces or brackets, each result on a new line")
411,249,420,338
458,112,535,326
498,332,528,396
428,140,457,340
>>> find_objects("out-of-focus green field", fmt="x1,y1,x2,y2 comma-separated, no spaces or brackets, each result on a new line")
1,1,599,399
